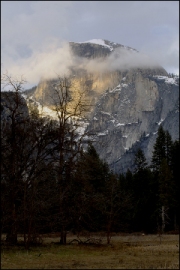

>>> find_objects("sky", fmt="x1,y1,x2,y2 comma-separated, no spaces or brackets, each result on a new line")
1,1,179,89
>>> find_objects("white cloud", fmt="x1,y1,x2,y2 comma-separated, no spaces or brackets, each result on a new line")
2,41,75,87
2,42,163,90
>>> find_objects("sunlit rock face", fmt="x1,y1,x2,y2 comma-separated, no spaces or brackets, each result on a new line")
26,40,179,173
88,73,179,173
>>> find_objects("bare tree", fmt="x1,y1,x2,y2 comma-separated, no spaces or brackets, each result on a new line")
47,76,91,244
1,73,57,247
1,73,29,244
1,73,92,246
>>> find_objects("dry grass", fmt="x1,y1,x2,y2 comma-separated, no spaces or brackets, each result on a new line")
1,233,179,269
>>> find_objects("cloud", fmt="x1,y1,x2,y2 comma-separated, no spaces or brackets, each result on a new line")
2,41,163,90
144,35,179,74
2,40,74,87
1,1,179,87
73,47,160,75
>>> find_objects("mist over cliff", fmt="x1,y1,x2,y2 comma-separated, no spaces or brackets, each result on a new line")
23,39,179,173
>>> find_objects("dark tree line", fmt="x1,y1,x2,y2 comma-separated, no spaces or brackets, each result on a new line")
1,74,179,249
119,126,179,234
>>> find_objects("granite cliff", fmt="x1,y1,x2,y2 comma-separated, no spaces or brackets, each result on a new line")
24,39,179,173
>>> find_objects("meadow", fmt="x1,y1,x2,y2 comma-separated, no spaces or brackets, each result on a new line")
1,233,179,269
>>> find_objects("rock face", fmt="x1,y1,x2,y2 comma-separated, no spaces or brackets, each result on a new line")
26,39,179,173
87,73,179,173
69,39,138,59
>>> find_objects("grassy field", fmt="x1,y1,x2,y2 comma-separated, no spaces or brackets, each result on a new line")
1,233,179,269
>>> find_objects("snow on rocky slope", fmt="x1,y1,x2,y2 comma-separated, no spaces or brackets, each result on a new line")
22,40,179,173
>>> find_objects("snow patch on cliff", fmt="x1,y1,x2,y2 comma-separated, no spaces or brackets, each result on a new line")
76,121,89,135
78,39,113,51
157,118,164,125
109,82,129,93
101,111,111,116
153,75,179,85
116,123,125,127
97,130,109,136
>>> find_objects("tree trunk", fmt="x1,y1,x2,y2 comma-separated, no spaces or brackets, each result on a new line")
23,182,28,249
106,222,112,244
6,232,17,244
6,203,17,244
174,213,177,230
107,231,111,245
162,205,165,233
60,229,67,245
6,225,17,244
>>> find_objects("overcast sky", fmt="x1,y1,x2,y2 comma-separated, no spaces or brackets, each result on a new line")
1,1,179,88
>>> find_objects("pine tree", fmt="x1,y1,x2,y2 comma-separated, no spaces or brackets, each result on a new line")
132,149,153,232
158,159,173,208
165,130,173,168
80,143,109,193
151,125,166,172
134,148,148,173
171,140,180,229
151,126,177,232
151,126,174,172
158,158,175,232
71,143,110,233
